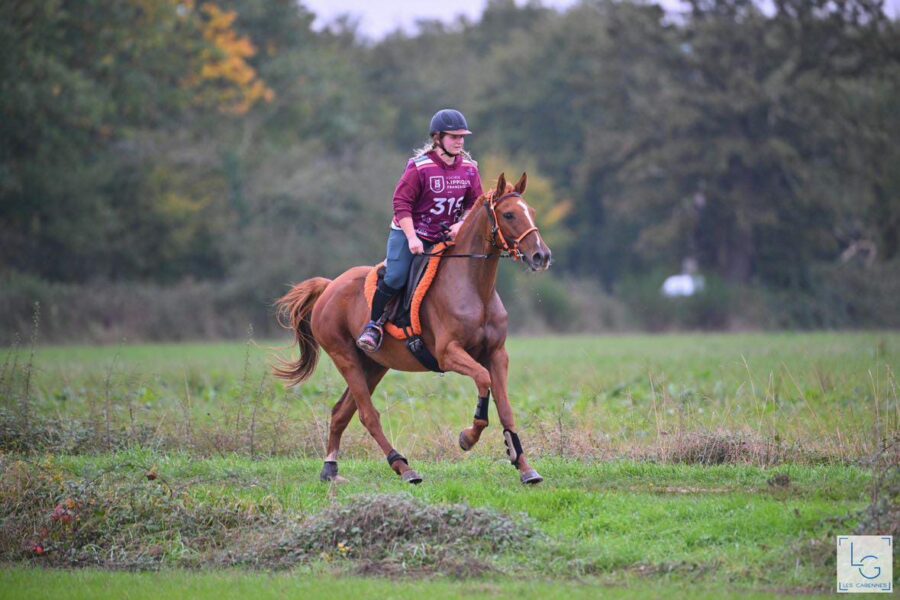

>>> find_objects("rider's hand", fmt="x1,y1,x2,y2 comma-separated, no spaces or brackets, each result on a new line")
408,236,424,255
448,221,463,240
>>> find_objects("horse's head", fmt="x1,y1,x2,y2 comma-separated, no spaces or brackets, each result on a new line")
486,172,552,271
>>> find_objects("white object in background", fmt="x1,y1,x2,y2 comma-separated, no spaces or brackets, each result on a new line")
661,274,705,298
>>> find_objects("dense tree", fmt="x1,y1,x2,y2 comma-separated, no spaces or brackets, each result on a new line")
2,0,898,339
0,0,271,282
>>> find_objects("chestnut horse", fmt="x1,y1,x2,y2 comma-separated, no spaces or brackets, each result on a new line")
274,173,552,484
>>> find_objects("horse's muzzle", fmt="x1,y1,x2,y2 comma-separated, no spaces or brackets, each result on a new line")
526,249,552,271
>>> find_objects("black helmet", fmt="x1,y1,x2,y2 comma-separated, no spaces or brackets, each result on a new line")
429,109,472,135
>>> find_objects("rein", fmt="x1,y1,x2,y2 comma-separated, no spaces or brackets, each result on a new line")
421,190,540,261
422,251,493,259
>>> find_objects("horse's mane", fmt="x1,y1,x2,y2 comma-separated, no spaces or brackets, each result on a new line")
471,184,512,212
455,184,515,242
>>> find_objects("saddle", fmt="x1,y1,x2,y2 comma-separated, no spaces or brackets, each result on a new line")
364,242,451,371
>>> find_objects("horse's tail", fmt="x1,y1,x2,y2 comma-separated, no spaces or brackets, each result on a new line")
273,277,331,387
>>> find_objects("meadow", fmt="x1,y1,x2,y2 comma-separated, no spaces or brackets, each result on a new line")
0,333,897,597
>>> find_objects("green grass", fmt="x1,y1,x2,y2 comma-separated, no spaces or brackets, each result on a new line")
1,333,895,596
4,333,898,461
3,452,870,592
0,566,827,600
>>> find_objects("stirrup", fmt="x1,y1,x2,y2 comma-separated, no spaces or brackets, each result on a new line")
356,321,384,352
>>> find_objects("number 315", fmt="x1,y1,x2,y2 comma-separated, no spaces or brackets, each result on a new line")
430,196,464,216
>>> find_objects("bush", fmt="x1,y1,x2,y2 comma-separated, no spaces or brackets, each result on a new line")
0,458,278,569
763,261,900,329
0,461,540,575
247,493,540,574
618,270,732,331
0,271,279,344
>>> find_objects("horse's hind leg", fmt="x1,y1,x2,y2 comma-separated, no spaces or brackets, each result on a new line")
329,350,422,484
320,388,352,482
320,365,387,482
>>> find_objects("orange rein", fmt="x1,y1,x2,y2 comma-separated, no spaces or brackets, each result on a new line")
484,190,539,262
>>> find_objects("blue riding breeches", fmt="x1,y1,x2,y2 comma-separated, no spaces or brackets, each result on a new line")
383,229,414,290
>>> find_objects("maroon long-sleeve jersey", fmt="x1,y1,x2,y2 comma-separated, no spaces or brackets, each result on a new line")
391,150,483,242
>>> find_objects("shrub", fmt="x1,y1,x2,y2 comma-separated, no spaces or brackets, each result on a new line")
618,270,732,331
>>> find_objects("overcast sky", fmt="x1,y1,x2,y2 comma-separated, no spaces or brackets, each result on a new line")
303,0,899,41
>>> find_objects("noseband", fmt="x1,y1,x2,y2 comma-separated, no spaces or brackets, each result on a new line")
485,191,540,261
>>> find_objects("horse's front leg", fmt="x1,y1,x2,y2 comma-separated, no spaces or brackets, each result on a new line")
438,342,492,452
488,346,542,484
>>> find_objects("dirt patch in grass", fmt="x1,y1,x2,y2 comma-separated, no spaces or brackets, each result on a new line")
640,485,733,494
657,430,793,466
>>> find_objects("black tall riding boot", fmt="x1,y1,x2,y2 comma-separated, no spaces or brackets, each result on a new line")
356,280,400,352
371,280,400,323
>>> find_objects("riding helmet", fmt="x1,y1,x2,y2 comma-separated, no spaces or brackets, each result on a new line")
429,109,472,135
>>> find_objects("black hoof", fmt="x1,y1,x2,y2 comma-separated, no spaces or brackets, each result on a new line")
320,461,339,482
520,469,543,485
402,470,423,484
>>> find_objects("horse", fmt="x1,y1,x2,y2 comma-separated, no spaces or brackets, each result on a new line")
273,172,552,484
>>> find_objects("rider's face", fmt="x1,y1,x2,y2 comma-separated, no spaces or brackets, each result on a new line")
440,133,466,154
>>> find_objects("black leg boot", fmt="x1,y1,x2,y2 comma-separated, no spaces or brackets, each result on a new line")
356,281,400,352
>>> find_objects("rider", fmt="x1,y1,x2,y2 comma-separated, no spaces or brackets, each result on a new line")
356,108,484,353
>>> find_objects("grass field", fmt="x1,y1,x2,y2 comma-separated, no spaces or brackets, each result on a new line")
4,332,898,461
0,567,826,600
1,333,897,597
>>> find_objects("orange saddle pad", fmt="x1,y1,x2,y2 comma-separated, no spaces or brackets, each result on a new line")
364,242,451,340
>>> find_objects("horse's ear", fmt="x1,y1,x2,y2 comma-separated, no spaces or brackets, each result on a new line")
514,172,527,194
495,173,507,195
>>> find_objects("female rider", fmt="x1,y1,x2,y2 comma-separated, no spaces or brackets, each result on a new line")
356,108,483,352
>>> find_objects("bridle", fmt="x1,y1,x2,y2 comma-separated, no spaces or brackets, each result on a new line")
423,190,540,261
484,191,540,261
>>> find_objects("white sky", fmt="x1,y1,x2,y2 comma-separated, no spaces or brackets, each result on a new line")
303,0,899,40
305,0,613,40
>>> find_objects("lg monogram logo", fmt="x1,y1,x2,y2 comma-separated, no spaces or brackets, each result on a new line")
837,536,893,593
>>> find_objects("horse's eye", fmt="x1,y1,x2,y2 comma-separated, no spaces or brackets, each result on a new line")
503,212,514,220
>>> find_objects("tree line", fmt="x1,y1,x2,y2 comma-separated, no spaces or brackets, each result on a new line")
2,0,898,341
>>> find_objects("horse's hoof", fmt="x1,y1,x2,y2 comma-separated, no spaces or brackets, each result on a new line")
402,470,423,485
459,431,473,451
320,461,339,482
520,469,543,485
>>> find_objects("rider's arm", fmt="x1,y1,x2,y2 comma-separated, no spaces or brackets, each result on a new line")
397,217,417,241
398,216,424,254
392,163,419,227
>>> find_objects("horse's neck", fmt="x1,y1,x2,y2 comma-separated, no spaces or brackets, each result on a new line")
443,200,500,304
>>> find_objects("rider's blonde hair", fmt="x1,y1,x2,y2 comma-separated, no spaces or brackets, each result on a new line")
412,138,474,161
